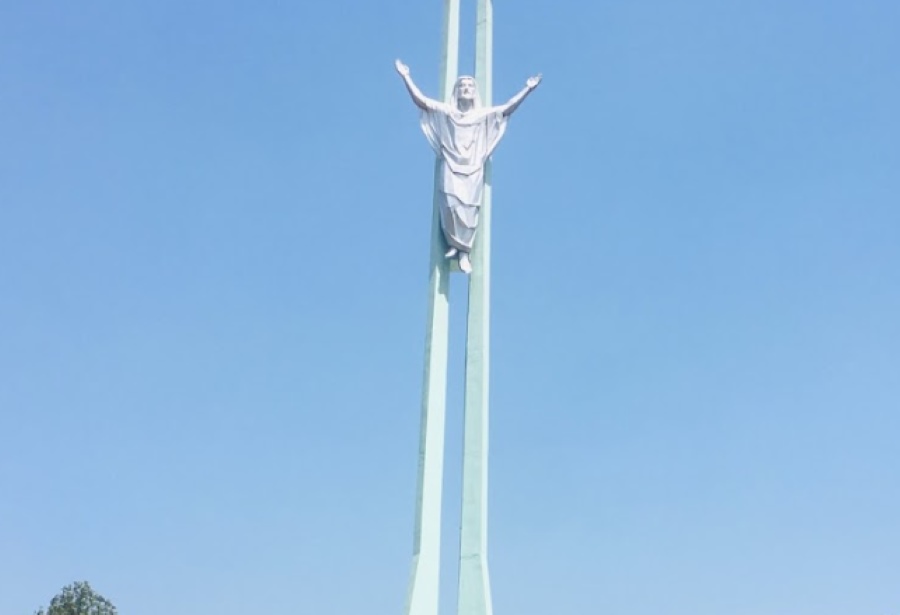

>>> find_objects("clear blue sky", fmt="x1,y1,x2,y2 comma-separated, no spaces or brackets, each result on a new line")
1,1,898,614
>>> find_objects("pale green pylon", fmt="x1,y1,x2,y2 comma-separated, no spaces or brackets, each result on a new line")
404,1,459,615
457,1,494,614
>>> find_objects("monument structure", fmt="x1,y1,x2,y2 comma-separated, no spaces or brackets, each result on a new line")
395,2,540,615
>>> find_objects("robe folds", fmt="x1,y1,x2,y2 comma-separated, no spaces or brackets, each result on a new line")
420,102,508,251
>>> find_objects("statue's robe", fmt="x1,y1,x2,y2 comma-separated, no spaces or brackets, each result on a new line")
420,102,508,252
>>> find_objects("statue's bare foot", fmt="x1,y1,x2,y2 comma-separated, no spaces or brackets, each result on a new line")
458,252,472,274
445,247,458,259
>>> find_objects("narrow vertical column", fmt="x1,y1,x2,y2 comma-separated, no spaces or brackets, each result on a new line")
457,1,494,614
405,2,460,615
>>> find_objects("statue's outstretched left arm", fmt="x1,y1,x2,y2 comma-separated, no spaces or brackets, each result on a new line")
501,74,542,117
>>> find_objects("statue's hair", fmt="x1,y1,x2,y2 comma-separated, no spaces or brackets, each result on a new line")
450,75,482,109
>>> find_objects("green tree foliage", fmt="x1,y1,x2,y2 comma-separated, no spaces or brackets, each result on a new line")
34,581,117,615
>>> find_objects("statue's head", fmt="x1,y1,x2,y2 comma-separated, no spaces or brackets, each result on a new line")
452,76,481,109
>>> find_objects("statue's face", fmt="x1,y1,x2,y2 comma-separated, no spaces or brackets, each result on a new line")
457,78,477,103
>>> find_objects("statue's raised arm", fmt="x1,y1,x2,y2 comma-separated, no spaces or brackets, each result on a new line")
396,59,440,111
499,73,542,117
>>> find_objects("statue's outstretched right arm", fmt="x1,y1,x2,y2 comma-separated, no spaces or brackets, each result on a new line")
395,59,438,111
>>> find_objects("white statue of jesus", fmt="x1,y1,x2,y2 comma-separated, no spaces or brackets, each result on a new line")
396,59,541,274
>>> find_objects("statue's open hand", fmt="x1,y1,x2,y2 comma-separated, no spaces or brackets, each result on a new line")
527,74,543,90
395,59,410,77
